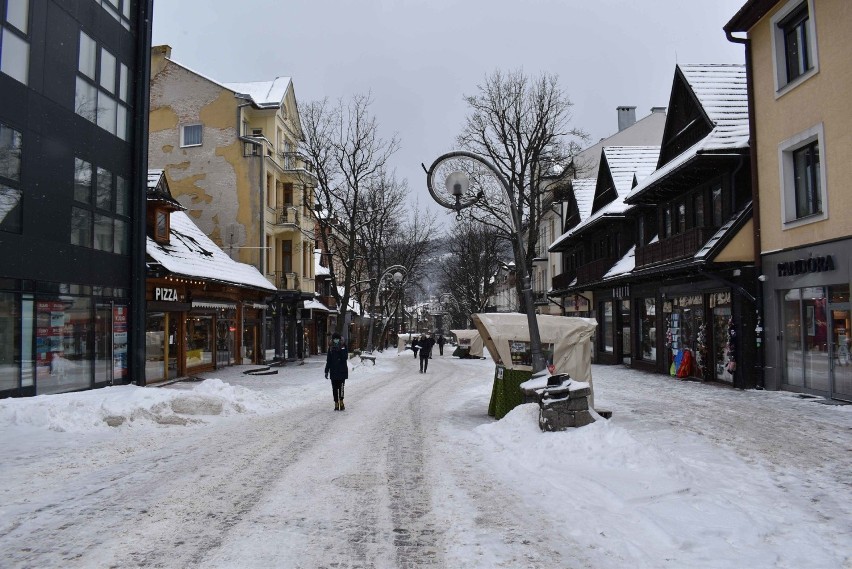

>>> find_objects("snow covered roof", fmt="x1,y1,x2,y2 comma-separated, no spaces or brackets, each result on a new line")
626,64,748,204
147,211,276,291
572,178,596,222
304,299,330,312
550,197,633,252
221,77,292,108
603,246,636,280
603,146,661,196
314,250,330,277
146,169,184,210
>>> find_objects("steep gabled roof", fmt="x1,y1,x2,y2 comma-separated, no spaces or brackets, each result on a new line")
146,169,185,211
626,63,748,204
572,178,597,223
603,146,661,196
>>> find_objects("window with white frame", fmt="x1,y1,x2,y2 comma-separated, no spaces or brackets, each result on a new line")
780,123,827,227
771,0,818,95
76,30,131,140
0,0,29,85
180,124,202,147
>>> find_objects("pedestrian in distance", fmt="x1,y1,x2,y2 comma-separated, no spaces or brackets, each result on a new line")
419,334,430,373
437,334,446,356
427,334,436,359
412,336,420,358
325,332,348,411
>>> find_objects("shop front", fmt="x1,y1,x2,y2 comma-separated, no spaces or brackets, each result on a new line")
763,243,852,401
0,280,130,397
144,279,271,383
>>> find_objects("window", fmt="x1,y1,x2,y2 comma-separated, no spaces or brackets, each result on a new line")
780,123,827,227
663,205,672,237
92,0,132,30
771,0,818,95
71,157,130,252
676,201,687,234
637,216,645,247
694,193,705,228
712,184,723,227
0,122,22,233
0,0,29,85
76,31,131,140
155,210,168,241
180,124,202,147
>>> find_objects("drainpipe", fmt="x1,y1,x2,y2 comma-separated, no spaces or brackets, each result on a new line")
131,0,154,386
727,27,765,389
236,98,275,360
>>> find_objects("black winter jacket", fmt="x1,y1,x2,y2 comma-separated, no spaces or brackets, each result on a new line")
325,345,349,381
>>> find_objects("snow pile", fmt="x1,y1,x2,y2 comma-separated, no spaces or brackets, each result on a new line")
0,379,276,432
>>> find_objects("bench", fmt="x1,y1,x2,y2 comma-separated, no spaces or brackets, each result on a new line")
359,354,377,365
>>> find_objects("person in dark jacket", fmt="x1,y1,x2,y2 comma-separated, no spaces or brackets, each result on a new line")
427,334,436,358
419,334,430,373
437,334,446,356
325,332,348,410
412,335,420,358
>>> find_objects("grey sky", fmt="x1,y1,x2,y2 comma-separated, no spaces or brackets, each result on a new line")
151,0,747,219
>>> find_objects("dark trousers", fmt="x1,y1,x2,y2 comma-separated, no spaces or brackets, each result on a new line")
331,379,345,402
419,355,429,373
439,345,444,355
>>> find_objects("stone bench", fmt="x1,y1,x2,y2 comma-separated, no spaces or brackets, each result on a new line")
359,354,376,365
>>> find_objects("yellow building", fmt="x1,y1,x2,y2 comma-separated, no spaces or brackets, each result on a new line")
149,45,317,362
726,0,852,400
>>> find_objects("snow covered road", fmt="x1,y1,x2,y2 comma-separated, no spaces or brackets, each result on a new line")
0,351,849,568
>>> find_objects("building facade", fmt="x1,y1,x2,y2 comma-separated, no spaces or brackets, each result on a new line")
148,46,316,364
145,170,276,382
0,0,153,397
726,0,852,400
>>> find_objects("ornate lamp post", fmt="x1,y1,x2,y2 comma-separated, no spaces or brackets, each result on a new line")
424,150,546,373
366,265,407,353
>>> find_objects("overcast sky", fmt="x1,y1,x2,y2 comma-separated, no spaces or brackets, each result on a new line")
151,0,747,219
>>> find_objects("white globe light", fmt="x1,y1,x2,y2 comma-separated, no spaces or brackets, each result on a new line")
445,171,470,197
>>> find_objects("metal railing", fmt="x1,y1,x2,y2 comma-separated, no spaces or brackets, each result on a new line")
273,206,300,226
266,271,301,291
281,151,315,173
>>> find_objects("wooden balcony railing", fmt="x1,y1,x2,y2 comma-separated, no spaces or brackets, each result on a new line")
577,256,618,284
552,270,577,291
319,295,337,310
635,226,715,268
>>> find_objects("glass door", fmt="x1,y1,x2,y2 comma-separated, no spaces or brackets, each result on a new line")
829,284,852,401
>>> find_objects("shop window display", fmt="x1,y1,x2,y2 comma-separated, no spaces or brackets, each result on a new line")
186,314,213,368
36,297,93,394
601,301,614,353
639,298,656,361
0,292,20,391
712,292,733,382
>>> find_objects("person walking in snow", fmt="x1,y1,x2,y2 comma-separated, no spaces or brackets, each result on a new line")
325,332,348,410
427,334,436,358
437,334,446,356
412,335,420,358
419,334,430,373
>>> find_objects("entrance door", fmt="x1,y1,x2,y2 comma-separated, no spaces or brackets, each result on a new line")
829,302,852,401
620,299,631,364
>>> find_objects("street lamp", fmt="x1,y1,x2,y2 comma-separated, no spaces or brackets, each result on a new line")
366,265,407,353
424,150,546,373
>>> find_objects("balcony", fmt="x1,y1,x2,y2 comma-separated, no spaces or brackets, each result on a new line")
319,295,338,311
281,151,315,173
635,226,715,268
266,271,301,291
577,256,618,284
272,206,300,227
532,290,549,305
552,270,577,291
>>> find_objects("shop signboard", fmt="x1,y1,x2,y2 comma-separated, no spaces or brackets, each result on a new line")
113,305,128,380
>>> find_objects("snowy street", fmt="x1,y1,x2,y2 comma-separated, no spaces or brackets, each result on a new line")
1,350,850,568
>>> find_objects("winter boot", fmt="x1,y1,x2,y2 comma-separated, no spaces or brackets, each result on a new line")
334,400,340,411
339,399,345,411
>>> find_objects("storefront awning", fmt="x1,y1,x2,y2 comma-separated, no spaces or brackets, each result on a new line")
192,300,237,310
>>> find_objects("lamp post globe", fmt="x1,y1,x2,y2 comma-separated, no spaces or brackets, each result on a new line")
423,151,546,373
366,265,408,354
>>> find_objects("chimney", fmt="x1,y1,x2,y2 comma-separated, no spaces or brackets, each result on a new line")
650,106,667,114
617,106,637,132
152,44,172,59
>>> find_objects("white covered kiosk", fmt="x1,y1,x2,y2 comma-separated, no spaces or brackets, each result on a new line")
396,332,419,354
472,313,597,418
450,329,484,358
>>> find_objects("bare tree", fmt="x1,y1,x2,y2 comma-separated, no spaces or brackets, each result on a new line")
457,69,586,312
300,94,400,336
438,219,507,329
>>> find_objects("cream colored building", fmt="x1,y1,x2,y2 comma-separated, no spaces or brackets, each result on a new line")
726,0,852,400
149,45,316,361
